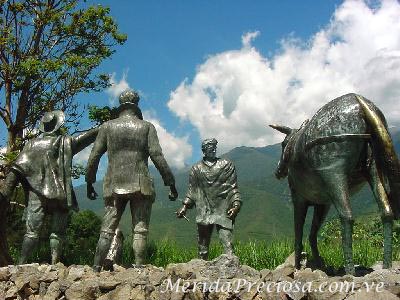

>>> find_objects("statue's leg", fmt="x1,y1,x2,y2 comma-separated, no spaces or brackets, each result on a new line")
49,209,69,264
309,204,330,268
216,225,233,256
0,171,18,266
293,197,307,270
93,196,127,271
197,224,213,260
367,159,393,269
20,191,44,264
130,193,152,266
324,173,354,275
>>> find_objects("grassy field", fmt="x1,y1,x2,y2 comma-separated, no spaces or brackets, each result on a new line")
119,232,400,271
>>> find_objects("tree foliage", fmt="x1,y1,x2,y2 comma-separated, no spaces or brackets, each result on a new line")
88,104,117,126
0,0,126,152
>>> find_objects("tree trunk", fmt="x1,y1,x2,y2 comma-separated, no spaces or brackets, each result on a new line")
7,125,23,153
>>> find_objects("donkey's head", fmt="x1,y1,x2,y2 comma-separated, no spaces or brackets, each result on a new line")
270,124,297,179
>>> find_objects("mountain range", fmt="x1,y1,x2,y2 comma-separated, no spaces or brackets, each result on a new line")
75,129,400,245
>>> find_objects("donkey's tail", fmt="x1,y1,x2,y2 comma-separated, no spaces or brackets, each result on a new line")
355,94,400,219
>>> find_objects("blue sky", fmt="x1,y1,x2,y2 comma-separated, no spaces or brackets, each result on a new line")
76,0,344,163
1,0,400,184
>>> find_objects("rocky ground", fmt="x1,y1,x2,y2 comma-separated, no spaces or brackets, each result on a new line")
0,254,399,300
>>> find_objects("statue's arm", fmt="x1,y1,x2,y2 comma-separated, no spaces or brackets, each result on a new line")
183,167,197,208
0,171,19,202
148,123,175,186
176,168,196,218
226,162,241,219
85,126,107,184
71,127,100,155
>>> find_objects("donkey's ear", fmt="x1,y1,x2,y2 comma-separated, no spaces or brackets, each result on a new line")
269,124,292,135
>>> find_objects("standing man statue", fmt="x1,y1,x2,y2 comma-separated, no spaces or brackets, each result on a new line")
176,138,242,259
86,89,178,271
0,110,98,264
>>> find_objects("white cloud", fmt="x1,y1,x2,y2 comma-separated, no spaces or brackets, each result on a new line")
143,111,192,169
167,0,400,152
242,31,260,49
106,71,130,105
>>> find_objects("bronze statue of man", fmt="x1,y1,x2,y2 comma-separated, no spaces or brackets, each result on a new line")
177,138,241,259
0,110,98,264
86,89,178,271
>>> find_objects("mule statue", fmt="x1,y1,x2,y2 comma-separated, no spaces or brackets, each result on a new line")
270,93,400,274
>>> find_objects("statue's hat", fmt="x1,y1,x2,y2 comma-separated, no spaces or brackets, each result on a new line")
39,110,65,134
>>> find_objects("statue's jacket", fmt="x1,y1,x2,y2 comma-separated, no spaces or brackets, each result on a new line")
85,115,175,200
184,158,241,229
11,129,98,211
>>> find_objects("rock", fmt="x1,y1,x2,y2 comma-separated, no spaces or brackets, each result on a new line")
98,272,121,291
67,266,85,281
260,269,272,281
345,288,398,300
165,259,204,280
240,264,260,279
98,284,131,300
371,261,400,271
43,281,61,300
0,267,10,281
65,279,101,300
277,251,307,269
294,268,328,282
200,255,241,280
5,284,18,299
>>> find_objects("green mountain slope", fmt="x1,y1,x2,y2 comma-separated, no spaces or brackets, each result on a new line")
75,130,400,245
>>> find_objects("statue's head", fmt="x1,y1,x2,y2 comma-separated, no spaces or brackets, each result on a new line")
269,124,297,179
39,110,65,135
118,89,143,118
201,138,218,160
119,89,140,107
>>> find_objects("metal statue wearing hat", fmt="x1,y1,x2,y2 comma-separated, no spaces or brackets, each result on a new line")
86,89,178,271
0,110,98,264
176,138,242,259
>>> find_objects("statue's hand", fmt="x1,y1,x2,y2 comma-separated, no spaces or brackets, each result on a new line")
176,205,187,218
168,185,178,201
227,205,240,220
87,183,98,200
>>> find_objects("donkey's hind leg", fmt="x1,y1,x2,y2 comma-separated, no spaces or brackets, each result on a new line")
367,159,394,269
323,173,354,275
309,204,330,268
293,197,308,270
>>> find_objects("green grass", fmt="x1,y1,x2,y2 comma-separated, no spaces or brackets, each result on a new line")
119,236,400,271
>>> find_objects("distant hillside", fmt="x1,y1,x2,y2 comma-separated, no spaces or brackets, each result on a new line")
75,130,400,245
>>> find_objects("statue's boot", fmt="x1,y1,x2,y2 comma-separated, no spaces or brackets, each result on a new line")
93,231,113,272
133,233,147,266
198,244,209,260
19,235,38,264
50,233,63,264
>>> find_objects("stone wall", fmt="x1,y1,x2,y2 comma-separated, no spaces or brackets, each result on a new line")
0,255,399,299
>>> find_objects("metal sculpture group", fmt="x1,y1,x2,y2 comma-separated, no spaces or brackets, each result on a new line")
0,90,398,275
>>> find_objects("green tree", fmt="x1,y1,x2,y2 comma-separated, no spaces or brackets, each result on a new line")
64,210,101,265
0,0,127,153
0,0,126,266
